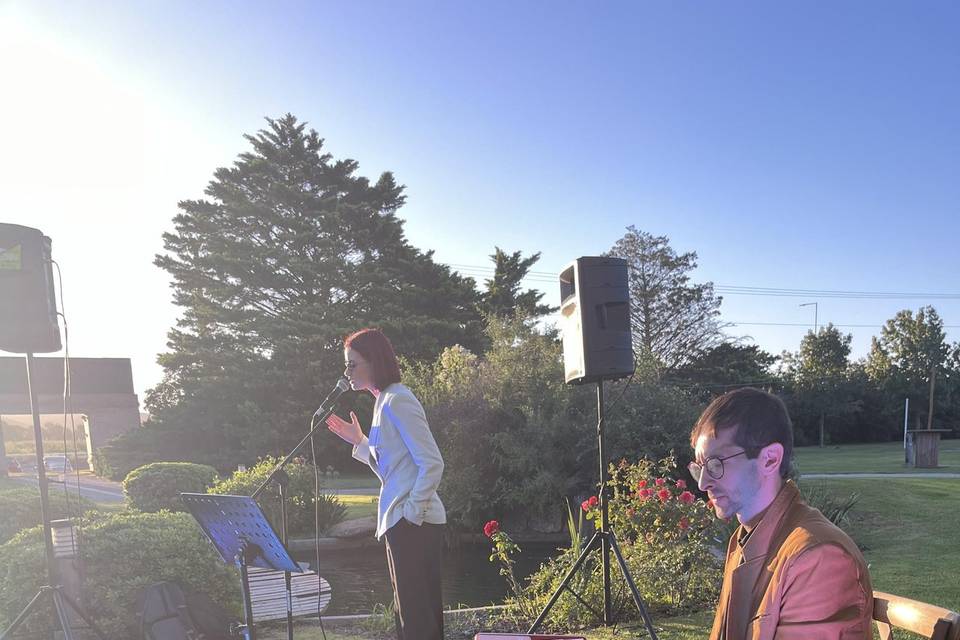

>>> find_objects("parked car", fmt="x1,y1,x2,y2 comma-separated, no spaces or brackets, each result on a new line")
43,455,73,473
6,458,22,473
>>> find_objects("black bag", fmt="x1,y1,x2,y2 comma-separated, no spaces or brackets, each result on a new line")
136,581,232,640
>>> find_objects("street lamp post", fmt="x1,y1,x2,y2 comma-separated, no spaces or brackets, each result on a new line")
800,302,818,333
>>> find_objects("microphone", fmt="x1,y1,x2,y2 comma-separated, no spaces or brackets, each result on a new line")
313,376,350,420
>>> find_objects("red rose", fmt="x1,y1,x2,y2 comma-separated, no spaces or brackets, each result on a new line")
655,478,666,487
588,495,599,507
679,490,695,504
657,488,671,502
678,516,690,530
675,479,687,489
483,520,500,538
581,499,591,512
637,479,648,489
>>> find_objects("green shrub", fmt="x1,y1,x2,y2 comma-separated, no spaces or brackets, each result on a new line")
0,484,97,544
402,316,707,533
122,462,219,512
209,457,346,536
0,511,240,640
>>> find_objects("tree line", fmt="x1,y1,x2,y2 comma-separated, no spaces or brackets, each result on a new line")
97,115,959,524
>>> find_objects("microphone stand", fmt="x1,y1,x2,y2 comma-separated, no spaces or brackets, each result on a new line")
251,398,343,640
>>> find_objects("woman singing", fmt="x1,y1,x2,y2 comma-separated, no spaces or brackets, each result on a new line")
325,328,446,640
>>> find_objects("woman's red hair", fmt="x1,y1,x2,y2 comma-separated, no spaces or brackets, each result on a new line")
344,328,402,391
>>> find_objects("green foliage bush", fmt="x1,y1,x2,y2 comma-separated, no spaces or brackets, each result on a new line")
0,511,239,640
92,425,181,481
93,420,241,481
403,317,596,532
209,457,346,536
122,461,219,512
0,483,97,544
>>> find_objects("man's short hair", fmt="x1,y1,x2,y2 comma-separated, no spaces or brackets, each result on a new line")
690,387,794,479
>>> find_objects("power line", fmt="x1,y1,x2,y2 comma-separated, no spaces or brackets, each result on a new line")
715,286,960,300
446,262,960,300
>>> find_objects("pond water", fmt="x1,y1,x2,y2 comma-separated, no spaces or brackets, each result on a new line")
296,540,562,615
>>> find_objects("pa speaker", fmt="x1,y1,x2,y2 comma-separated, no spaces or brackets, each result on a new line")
559,256,633,384
0,224,62,353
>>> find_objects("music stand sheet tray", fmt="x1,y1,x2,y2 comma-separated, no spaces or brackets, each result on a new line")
181,493,300,573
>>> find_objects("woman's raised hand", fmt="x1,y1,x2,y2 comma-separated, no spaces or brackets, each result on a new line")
325,411,363,446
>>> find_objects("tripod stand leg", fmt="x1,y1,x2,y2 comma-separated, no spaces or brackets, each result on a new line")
527,531,602,633
51,588,76,640
57,587,109,640
608,533,659,640
0,586,49,640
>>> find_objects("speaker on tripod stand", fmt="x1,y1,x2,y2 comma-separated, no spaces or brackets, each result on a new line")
0,223,106,640
528,256,659,639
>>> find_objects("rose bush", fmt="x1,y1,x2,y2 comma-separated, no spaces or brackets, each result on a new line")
601,454,725,612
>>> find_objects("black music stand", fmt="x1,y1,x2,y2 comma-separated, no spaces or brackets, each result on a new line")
182,493,302,640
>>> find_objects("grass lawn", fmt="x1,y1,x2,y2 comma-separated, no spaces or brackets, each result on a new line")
261,608,716,640
270,476,960,640
335,493,378,520
809,477,960,612
795,440,960,474
322,473,380,490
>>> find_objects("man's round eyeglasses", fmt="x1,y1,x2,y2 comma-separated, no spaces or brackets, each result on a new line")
688,450,749,482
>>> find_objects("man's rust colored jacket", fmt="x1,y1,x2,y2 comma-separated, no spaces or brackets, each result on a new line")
709,480,873,640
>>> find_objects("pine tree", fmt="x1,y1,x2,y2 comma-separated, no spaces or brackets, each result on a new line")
146,114,483,464
480,247,555,320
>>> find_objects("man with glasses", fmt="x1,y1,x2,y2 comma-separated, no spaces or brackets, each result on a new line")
689,387,872,640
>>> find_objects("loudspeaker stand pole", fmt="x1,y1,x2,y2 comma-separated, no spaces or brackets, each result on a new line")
0,353,106,640
527,379,658,639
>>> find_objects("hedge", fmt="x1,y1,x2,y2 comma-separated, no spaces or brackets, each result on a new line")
0,511,240,640
122,462,219,512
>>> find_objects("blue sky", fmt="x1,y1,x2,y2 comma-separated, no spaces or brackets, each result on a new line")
3,1,959,402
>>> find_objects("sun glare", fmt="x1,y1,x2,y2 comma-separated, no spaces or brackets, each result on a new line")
0,6,146,191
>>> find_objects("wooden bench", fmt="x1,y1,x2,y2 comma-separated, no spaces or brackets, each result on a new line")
247,565,332,622
873,591,960,640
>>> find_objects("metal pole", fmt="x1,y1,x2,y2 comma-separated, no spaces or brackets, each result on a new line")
597,380,611,625
278,480,294,640
903,398,909,448
27,353,73,638
800,302,818,333
26,353,63,590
